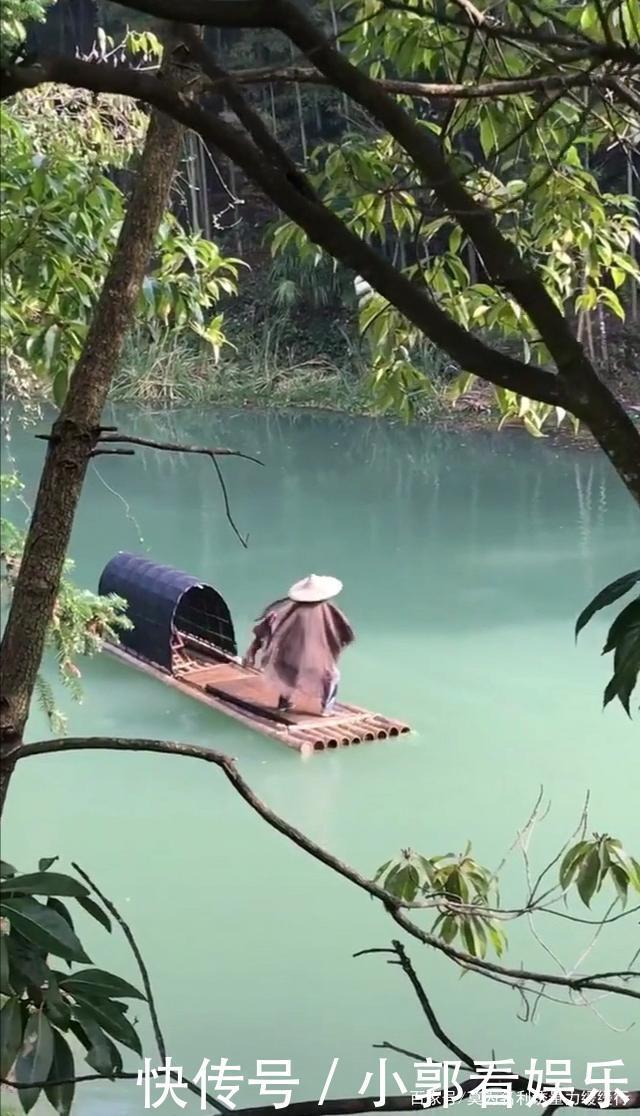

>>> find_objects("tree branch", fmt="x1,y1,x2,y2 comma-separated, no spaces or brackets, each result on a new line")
385,940,475,1067
108,0,640,496
380,0,640,65
145,0,635,441
70,863,168,1062
262,1,599,388
96,433,263,465
99,432,262,546
14,736,640,1001
0,55,565,408
224,64,634,104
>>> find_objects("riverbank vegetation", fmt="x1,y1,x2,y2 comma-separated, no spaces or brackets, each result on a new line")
2,0,639,434
1,0,639,1112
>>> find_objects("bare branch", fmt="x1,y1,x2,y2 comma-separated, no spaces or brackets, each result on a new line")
70,863,168,1062
223,63,626,102
385,940,475,1067
98,432,261,545
97,433,263,466
89,448,136,458
14,736,640,1002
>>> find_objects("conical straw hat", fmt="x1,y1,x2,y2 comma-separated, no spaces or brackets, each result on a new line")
288,574,343,603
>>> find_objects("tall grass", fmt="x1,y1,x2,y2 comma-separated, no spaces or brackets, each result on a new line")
111,332,213,406
2,325,451,420
111,327,374,412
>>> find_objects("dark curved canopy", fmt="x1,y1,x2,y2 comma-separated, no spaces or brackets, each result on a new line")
98,552,237,670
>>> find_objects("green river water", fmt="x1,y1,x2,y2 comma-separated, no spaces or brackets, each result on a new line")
2,405,639,1114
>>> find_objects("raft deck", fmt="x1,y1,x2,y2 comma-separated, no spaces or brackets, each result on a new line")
105,637,411,754
98,552,411,754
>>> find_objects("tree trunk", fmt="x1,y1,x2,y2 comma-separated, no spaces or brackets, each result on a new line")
565,369,640,498
290,43,308,163
0,35,188,815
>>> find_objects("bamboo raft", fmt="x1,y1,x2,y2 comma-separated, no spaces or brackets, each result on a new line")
99,552,411,754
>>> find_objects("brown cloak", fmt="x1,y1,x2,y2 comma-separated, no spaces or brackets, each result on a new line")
251,599,355,697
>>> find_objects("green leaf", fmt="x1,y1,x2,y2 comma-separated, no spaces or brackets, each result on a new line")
71,993,142,1055
445,868,468,901
70,1013,109,1069
0,997,23,1077
38,858,58,872
449,226,462,254
439,915,458,944
47,898,75,930
608,846,640,892
461,918,479,956
43,992,72,1033
487,923,506,958
14,1010,55,1114
603,599,640,655
52,368,69,408
575,571,640,638
470,916,488,959
609,863,629,908
70,1009,125,1074
76,896,111,933
59,968,145,1001
7,938,51,991
44,1030,75,1116
602,633,639,716
1,927,11,994
559,841,591,890
0,898,91,964
1,872,90,899
576,847,601,907
523,416,546,438
85,1034,122,1077
480,114,497,157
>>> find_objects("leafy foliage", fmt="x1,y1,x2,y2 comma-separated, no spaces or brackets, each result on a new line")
0,858,145,1115
559,835,640,907
375,829,640,959
271,0,640,428
1,475,132,732
0,75,242,404
0,0,52,65
576,571,640,715
373,846,508,959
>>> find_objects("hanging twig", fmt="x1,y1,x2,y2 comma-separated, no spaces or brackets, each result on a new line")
69,861,228,1114
98,432,261,547
208,451,250,547
36,429,262,547
385,940,475,1068
71,861,168,1062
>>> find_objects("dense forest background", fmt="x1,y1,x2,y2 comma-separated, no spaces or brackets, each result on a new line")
20,0,640,404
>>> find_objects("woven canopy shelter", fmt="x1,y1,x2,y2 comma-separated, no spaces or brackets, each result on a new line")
98,552,237,671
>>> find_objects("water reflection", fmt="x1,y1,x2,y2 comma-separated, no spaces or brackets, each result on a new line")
2,404,638,1116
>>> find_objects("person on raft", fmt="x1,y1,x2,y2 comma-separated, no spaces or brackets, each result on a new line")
243,574,355,716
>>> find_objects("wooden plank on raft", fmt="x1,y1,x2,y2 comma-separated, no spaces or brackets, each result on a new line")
205,685,292,725
103,641,412,753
